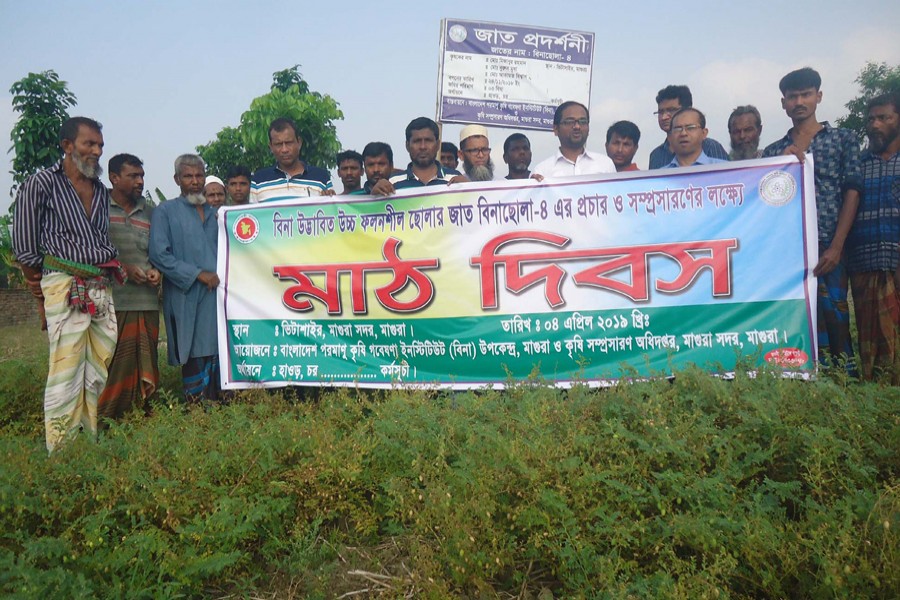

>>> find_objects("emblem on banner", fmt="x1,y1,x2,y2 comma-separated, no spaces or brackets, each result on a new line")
233,214,260,244
758,170,797,206
449,24,467,43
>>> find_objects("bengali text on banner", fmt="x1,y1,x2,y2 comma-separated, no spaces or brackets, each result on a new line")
216,156,817,389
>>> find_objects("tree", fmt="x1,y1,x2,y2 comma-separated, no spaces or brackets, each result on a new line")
8,70,77,196
198,66,343,179
837,61,900,144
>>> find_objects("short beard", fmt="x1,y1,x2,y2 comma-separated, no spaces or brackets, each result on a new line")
185,193,206,206
729,144,759,161
71,151,103,179
464,158,494,182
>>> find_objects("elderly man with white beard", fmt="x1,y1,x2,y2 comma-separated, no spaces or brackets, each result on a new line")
149,154,221,403
458,124,495,182
13,116,123,452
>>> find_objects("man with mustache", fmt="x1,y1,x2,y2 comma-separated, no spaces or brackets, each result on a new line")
251,117,333,203
351,142,395,195
149,154,220,403
371,117,465,196
728,105,764,160
13,116,122,452
846,93,900,382
98,153,161,420
503,133,532,180
763,67,863,370
648,85,729,169
458,124,494,182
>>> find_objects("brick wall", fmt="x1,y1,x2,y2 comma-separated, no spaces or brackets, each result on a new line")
0,289,40,327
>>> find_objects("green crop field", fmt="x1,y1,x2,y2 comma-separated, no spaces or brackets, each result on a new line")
0,323,897,598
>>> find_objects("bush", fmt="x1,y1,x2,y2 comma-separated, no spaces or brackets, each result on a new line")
0,367,897,598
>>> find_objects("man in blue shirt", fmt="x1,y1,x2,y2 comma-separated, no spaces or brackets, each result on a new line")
251,117,333,203
846,93,900,382
649,85,729,169
763,67,863,369
150,154,220,402
664,108,727,168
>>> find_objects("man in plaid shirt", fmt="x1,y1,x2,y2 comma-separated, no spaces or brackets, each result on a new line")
846,93,900,382
763,67,863,371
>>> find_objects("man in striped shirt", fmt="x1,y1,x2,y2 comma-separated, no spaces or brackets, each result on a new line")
13,116,121,452
250,117,334,203
98,154,161,420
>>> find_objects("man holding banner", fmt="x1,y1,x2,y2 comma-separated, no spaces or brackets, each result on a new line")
763,67,862,369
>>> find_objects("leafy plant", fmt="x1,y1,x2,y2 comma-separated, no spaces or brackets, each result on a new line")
197,65,343,179
8,70,77,197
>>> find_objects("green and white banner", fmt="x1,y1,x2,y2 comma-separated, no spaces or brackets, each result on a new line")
217,156,817,388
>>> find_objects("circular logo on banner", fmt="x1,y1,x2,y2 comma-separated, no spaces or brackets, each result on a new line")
449,24,467,43
233,214,259,244
759,170,797,206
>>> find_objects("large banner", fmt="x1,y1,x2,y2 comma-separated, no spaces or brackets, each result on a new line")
217,157,817,389
437,18,594,131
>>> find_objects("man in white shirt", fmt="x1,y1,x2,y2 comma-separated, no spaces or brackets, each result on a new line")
532,101,616,179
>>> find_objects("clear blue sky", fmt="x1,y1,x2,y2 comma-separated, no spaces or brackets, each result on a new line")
1,0,898,213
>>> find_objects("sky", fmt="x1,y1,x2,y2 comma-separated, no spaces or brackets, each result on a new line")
1,0,898,214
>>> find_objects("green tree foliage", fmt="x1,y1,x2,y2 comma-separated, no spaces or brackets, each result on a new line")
837,61,900,143
197,66,343,179
8,70,77,196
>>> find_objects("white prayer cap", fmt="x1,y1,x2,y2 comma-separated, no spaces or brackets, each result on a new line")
459,124,489,144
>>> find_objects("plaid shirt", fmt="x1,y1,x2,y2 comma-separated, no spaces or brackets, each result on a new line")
846,150,900,272
763,122,863,243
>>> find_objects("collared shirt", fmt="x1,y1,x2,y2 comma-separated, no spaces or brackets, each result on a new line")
389,161,460,190
763,122,863,243
532,149,616,178
250,161,333,203
108,195,159,311
846,150,900,273
13,160,118,269
649,137,729,170
619,163,639,172
664,151,727,168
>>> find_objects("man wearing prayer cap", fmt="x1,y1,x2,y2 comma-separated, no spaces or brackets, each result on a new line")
204,175,226,210
458,124,495,181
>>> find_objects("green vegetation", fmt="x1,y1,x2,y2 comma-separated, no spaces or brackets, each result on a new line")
836,61,900,144
0,324,897,598
197,65,344,179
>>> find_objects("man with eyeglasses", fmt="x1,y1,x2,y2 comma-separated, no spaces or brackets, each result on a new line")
532,101,615,179
458,124,495,182
664,108,726,168
648,85,729,169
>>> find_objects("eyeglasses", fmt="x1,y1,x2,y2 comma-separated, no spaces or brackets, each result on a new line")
654,108,681,116
560,118,589,127
670,124,703,134
463,147,491,155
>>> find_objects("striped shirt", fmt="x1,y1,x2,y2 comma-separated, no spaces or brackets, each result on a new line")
108,196,159,311
389,161,461,189
251,162,333,203
13,160,117,269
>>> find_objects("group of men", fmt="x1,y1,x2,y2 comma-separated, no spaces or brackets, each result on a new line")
12,66,900,452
